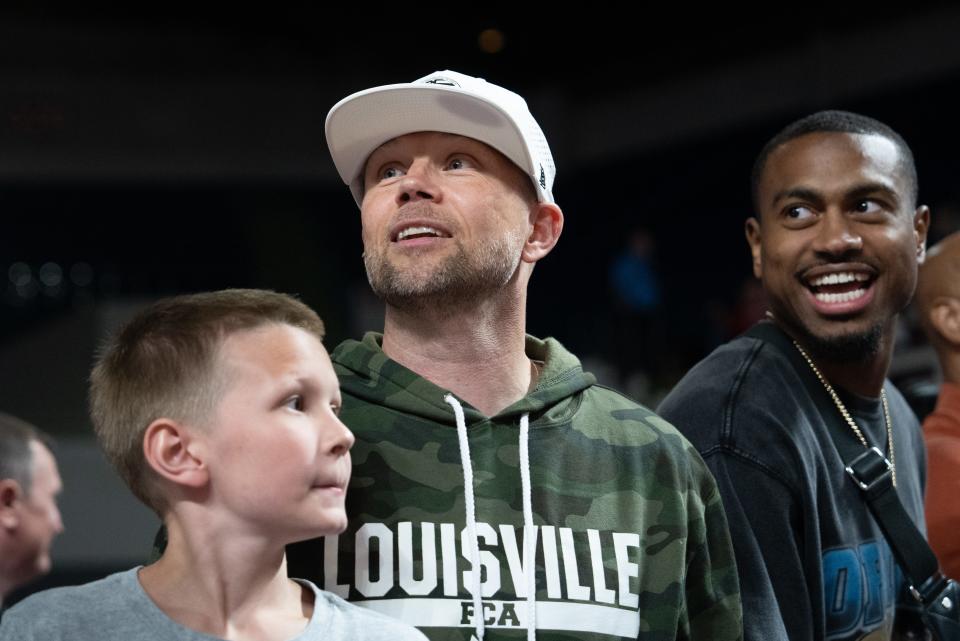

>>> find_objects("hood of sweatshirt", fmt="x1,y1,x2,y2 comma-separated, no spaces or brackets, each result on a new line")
331,332,596,426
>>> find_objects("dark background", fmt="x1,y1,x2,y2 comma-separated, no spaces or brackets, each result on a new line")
1,3,958,598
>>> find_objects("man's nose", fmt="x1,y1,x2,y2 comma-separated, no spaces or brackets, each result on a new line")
396,160,441,206
814,210,863,258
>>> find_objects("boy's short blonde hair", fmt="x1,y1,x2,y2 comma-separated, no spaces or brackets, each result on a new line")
89,289,325,515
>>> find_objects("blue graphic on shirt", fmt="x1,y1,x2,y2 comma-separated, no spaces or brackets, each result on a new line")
823,541,897,640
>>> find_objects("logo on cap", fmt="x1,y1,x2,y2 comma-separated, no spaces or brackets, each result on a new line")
539,166,546,189
424,77,460,88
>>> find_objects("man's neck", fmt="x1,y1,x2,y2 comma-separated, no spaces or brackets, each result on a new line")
0,545,20,606
382,289,532,417
810,352,892,398
776,320,895,398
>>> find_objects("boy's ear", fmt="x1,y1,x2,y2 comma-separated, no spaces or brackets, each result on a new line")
143,419,209,489
0,479,23,529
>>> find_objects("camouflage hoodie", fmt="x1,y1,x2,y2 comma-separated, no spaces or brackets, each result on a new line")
287,333,742,641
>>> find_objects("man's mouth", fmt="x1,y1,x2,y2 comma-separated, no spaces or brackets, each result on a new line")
395,226,448,242
806,271,873,303
800,267,877,315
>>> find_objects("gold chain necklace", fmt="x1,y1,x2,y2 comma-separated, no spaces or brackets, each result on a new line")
792,340,896,487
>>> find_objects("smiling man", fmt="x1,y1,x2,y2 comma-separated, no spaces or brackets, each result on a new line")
286,70,742,641
659,111,931,641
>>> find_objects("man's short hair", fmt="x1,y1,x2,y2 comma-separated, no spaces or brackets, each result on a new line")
751,110,918,212
89,289,325,515
0,413,51,495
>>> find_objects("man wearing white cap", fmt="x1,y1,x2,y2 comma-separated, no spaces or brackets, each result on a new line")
287,71,742,641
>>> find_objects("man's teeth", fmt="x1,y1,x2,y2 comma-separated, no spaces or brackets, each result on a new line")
397,226,440,241
815,288,867,304
809,272,870,287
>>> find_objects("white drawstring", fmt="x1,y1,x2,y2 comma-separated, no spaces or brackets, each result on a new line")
444,394,536,641
518,411,536,641
444,394,484,641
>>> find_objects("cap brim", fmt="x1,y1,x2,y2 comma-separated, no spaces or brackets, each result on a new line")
325,83,536,206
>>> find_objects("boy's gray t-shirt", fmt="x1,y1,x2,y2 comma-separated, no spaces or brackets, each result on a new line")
0,567,427,641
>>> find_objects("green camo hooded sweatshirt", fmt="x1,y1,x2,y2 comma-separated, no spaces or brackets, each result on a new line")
287,333,742,641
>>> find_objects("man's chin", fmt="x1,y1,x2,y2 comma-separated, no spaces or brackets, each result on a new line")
795,322,884,364
366,257,515,315
369,275,459,311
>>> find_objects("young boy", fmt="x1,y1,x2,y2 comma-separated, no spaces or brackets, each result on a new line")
0,289,426,641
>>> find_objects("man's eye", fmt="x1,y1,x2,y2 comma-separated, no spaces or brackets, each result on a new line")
381,166,405,180
854,200,881,214
284,396,304,411
785,205,814,220
446,157,473,171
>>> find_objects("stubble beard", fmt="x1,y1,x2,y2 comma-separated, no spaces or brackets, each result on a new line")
774,305,885,364
363,230,526,317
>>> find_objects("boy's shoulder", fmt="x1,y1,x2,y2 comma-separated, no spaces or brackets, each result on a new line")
1,571,427,641
306,583,428,641
0,568,145,638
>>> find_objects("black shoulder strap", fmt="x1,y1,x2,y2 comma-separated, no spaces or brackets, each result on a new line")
745,321,947,604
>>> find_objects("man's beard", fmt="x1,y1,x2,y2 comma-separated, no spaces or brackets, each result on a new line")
792,321,885,364
363,231,525,316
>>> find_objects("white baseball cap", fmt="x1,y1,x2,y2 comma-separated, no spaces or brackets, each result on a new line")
325,70,556,206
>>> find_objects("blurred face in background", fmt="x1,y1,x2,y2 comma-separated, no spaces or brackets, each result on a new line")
1,440,64,595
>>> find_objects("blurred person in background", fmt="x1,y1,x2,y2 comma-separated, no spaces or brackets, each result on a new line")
0,412,63,608
915,231,960,579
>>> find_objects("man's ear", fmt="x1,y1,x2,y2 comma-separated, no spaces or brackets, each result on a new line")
521,203,564,264
0,479,23,529
929,297,960,347
914,205,931,264
745,217,763,279
142,419,209,490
